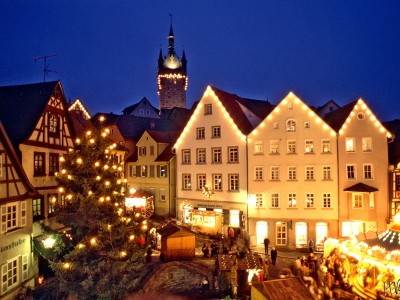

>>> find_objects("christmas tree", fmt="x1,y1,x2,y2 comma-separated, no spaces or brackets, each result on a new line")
45,118,150,299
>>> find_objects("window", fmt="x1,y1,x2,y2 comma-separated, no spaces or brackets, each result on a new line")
255,141,263,154
286,119,296,132
212,126,221,138
305,166,314,180
149,165,155,177
139,109,144,115
345,138,355,152
353,194,363,208
256,194,263,208
270,140,279,154
49,153,59,176
228,174,239,191
34,152,46,176
182,174,191,190
271,193,279,208
304,121,310,128
228,147,238,163
347,165,356,179
141,165,147,177
230,210,240,227
212,148,222,163
32,197,43,219
255,166,263,180
160,189,166,202
212,174,222,191
139,146,146,156
306,193,315,208
197,127,205,139
270,166,279,181
273,122,278,129
1,254,28,294
287,141,296,154
369,193,375,208
316,223,328,245
196,148,206,164
1,201,27,233
146,109,150,115
129,165,137,177
364,164,373,179
323,194,331,208
362,137,372,152
322,166,331,180
204,104,212,115
305,140,314,153
276,222,287,246
322,140,331,153
48,113,59,136
48,194,57,215
396,174,400,191
288,166,297,180
150,146,155,156
159,165,167,178
197,174,206,190
288,193,297,208
182,149,191,164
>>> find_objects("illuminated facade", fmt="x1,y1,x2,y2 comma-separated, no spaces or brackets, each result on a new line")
247,92,339,250
157,23,188,110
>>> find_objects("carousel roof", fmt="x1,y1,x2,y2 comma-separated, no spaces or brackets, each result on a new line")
364,224,400,251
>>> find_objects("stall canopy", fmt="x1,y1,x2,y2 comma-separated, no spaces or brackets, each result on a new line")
251,277,314,300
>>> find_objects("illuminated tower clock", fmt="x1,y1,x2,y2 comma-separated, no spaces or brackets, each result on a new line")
157,22,188,109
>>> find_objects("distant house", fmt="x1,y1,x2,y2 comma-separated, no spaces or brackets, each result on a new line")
0,121,39,299
122,97,160,118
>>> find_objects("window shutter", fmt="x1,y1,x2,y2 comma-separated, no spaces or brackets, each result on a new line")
1,263,7,295
223,209,230,226
22,254,28,280
1,206,6,233
20,201,27,227
165,166,168,177
156,165,160,177
136,166,141,177
239,211,244,228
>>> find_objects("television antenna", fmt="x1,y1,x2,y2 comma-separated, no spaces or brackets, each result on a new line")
34,54,58,82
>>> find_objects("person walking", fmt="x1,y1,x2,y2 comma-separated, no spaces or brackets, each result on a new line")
308,239,314,253
263,237,270,255
270,247,278,265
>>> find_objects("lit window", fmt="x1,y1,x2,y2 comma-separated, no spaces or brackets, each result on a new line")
287,141,296,154
0,201,27,233
196,148,206,164
305,140,314,153
197,127,205,139
212,174,222,191
48,113,59,136
255,166,263,180
212,148,222,163
182,174,191,190
1,255,28,293
256,194,263,208
197,174,206,190
286,119,296,132
33,197,42,218
212,126,221,138
270,166,279,180
364,164,373,179
347,165,356,179
369,193,374,208
323,194,331,208
182,149,191,164
295,222,307,245
288,193,297,208
255,140,263,154
141,165,147,177
288,166,297,180
322,166,331,180
34,152,46,176
353,194,363,208
306,193,314,208
271,193,279,208
345,138,355,152
322,140,331,153
228,174,239,191
362,137,372,152
49,153,59,176
230,210,240,227
270,140,279,154
305,166,314,180
159,165,167,178
204,104,212,115
228,147,239,163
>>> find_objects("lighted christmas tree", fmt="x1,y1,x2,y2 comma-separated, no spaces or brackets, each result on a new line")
47,118,150,299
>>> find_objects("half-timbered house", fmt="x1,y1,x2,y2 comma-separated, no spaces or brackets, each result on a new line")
0,121,39,299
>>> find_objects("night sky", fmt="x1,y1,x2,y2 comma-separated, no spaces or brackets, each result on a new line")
1,1,399,121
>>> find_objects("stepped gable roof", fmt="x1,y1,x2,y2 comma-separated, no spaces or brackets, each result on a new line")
210,86,267,135
344,182,378,192
323,100,357,132
0,81,60,147
384,119,400,164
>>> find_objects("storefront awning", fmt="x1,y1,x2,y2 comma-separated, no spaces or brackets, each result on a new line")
344,182,378,193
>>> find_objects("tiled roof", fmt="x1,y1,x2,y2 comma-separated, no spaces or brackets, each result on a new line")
155,144,174,162
157,223,194,237
323,100,357,132
0,81,59,148
252,277,314,300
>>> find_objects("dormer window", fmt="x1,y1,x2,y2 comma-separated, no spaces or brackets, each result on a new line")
286,119,296,132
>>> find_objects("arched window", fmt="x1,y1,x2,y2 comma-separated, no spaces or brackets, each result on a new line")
286,119,296,132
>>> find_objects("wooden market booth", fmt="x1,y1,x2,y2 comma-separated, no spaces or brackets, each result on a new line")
157,223,196,261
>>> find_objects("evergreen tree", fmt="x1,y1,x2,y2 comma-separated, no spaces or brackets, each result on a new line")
47,120,150,299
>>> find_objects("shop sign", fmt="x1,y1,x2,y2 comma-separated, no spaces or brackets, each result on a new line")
0,238,26,253
197,203,222,208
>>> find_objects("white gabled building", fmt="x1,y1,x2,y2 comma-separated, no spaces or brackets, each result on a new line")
174,86,273,237
247,92,339,250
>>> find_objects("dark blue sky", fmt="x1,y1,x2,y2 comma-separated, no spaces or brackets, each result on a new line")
1,1,399,121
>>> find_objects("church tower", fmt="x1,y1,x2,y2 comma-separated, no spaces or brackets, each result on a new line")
157,22,188,109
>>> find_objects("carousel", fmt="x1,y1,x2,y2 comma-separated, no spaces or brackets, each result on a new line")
338,214,400,299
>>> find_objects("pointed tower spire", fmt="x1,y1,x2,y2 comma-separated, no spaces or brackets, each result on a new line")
168,22,175,56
